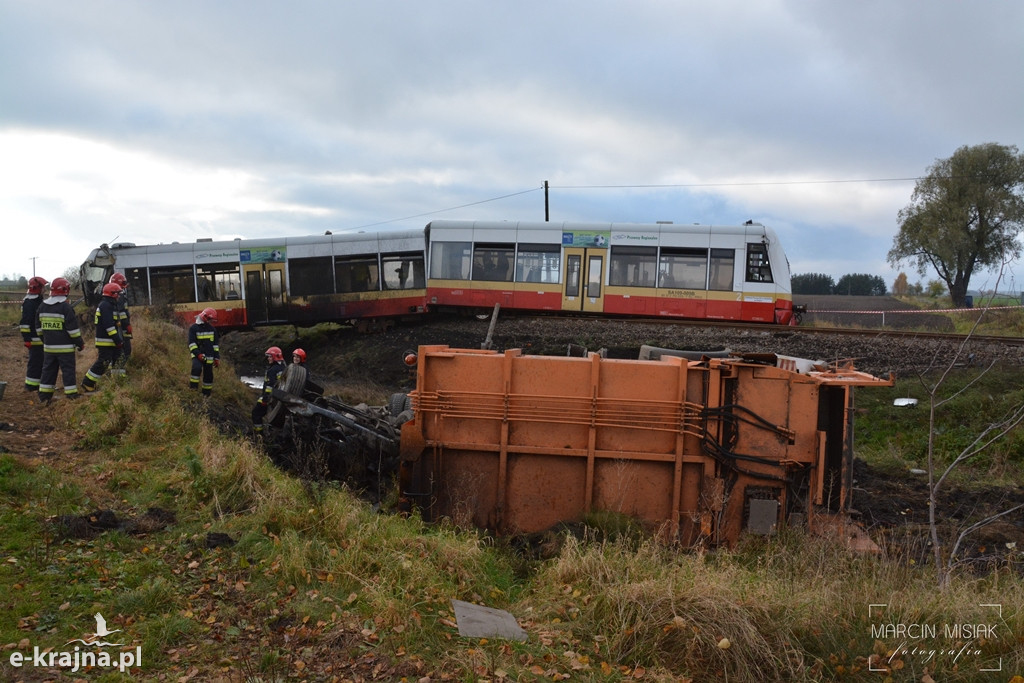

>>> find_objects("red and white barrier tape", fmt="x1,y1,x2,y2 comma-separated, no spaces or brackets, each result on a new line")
807,305,1024,314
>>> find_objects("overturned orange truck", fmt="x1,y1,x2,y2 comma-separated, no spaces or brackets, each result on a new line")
398,346,892,547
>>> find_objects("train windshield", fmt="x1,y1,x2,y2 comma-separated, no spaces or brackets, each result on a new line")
745,243,774,283
80,261,111,305
81,262,108,286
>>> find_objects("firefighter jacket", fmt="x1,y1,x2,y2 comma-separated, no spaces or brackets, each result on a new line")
116,291,132,339
36,296,84,353
259,361,286,405
20,294,43,346
187,321,219,360
94,296,123,348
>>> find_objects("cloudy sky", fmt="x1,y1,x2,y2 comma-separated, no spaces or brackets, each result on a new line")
1,1,1021,291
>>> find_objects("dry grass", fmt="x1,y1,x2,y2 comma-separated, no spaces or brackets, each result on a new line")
3,311,1023,681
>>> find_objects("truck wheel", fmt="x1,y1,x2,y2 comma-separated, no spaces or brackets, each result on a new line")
267,365,309,426
388,392,412,416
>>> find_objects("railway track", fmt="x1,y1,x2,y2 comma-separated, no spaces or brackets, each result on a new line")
510,313,1024,348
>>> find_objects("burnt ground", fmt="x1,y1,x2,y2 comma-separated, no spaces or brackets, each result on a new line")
4,297,1024,570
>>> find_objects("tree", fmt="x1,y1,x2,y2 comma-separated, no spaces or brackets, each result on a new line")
888,143,1024,308
791,272,835,295
918,267,1024,589
925,279,946,297
891,272,909,296
834,273,886,296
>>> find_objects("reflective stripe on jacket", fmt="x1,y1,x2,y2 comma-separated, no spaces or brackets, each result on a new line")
36,297,82,353
94,297,123,347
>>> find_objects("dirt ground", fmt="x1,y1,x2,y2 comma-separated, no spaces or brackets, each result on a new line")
224,307,1024,568
4,302,1024,570
794,294,957,331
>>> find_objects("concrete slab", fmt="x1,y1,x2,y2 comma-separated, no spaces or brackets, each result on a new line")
451,599,527,641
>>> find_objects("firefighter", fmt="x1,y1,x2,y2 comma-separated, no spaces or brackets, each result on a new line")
80,282,124,393
252,346,286,435
292,348,307,365
35,277,84,403
188,307,220,396
109,272,132,366
20,276,48,393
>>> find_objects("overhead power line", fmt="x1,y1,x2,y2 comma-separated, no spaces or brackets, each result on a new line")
347,175,934,231
350,188,540,230
552,177,924,189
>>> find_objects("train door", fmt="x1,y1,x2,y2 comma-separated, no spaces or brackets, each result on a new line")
561,248,606,313
243,262,287,324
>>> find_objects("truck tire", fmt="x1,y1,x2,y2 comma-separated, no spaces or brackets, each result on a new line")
267,365,309,426
388,392,412,416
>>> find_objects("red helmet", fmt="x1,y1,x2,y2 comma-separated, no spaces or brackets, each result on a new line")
27,276,48,294
109,272,128,287
200,307,218,323
50,277,71,296
292,348,306,363
265,346,284,362
102,282,123,297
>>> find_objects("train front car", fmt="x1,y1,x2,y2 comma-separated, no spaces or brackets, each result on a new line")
425,219,798,324
601,221,796,324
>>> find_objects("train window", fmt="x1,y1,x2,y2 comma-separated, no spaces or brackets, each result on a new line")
587,255,603,298
565,254,581,297
709,248,735,291
335,254,380,293
609,246,656,287
515,243,560,283
149,265,195,304
382,252,426,290
124,268,149,306
429,241,471,280
289,256,333,296
197,264,243,301
472,243,514,282
658,247,708,289
745,243,773,283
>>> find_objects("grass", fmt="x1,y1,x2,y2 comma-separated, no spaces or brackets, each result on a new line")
1,311,1023,680
855,366,1024,483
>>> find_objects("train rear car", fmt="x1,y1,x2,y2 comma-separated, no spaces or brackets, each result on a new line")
80,230,428,329
424,219,796,324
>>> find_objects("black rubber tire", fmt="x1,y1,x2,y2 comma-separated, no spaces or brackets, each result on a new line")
267,365,309,426
388,392,412,416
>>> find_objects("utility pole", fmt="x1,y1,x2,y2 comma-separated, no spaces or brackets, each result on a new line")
543,180,549,222
30,256,37,277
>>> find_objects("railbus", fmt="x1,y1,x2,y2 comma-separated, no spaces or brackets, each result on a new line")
80,219,799,328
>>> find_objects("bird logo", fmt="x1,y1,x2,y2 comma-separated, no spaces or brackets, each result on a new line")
65,612,123,647
93,613,121,638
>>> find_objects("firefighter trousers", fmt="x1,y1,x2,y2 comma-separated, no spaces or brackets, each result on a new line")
39,352,79,402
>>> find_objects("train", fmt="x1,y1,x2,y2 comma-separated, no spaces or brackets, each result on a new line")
79,219,801,328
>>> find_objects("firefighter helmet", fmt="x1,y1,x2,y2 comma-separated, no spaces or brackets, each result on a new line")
292,348,306,363
27,276,48,294
265,346,284,362
200,307,218,323
102,282,123,298
109,272,128,287
50,277,71,296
